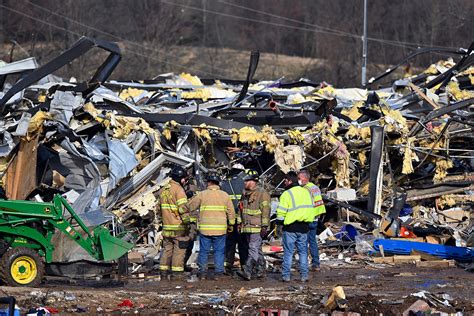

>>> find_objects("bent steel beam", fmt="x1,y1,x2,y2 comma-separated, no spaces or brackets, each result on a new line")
0,36,121,114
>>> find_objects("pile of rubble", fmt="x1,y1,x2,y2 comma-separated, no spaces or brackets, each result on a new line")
0,37,472,265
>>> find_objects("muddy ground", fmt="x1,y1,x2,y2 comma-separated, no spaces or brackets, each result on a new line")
1,264,473,315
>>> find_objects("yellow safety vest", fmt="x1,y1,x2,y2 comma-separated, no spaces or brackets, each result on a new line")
276,186,315,225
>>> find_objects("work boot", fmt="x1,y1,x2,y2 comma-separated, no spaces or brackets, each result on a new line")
280,276,290,282
224,265,233,276
237,259,255,281
159,270,170,281
170,272,186,281
197,272,207,281
186,274,199,283
212,273,224,281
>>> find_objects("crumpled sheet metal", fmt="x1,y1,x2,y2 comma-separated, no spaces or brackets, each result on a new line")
0,37,472,255
59,138,102,217
106,137,138,193
49,91,84,124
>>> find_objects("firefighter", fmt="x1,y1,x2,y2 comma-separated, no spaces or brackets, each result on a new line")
237,169,271,280
221,163,248,274
188,173,235,280
276,171,315,282
298,169,326,271
156,166,191,280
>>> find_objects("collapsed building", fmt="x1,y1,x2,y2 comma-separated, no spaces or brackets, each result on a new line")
0,37,472,270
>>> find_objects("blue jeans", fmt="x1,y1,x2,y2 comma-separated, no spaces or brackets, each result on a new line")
308,221,320,268
282,231,308,280
198,233,226,274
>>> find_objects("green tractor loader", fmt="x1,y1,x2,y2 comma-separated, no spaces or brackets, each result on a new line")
0,194,133,287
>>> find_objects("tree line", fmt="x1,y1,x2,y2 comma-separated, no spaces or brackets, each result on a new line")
1,0,472,86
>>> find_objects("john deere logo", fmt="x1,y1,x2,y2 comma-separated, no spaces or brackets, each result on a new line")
44,208,51,213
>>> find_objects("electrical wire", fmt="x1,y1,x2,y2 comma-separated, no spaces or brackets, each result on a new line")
218,0,358,38
24,0,230,77
218,0,460,50
161,0,460,50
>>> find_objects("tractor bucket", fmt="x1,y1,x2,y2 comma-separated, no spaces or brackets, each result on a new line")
97,229,134,261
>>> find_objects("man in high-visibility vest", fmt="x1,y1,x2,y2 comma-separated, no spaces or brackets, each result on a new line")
237,169,271,280
188,173,235,280
276,171,315,282
298,170,326,271
156,166,191,280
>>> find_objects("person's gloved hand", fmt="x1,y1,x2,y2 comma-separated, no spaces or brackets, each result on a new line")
186,190,194,199
227,225,234,233
260,226,268,239
237,223,242,233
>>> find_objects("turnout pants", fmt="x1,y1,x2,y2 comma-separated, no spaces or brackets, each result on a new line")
159,236,190,273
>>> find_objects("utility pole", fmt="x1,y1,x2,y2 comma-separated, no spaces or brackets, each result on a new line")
361,0,368,86
202,0,207,46
0,0,5,45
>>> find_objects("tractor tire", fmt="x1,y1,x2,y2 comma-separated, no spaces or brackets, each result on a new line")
0,247,44,287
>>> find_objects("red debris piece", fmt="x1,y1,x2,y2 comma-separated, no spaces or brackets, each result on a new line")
118,299,134,308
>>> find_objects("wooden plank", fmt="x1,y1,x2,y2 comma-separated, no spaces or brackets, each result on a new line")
416,260,456,268
410,250,440,261
128,251,145,263
373,257,394,264
408,82,439,109
4,136,39,200
425,236,441,244
393,255,421,264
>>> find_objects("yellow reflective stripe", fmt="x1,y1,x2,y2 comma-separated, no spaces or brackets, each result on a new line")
287,205,315,212
243,209,262,215
260,201,270,206
162,204,178,210
159,265,170,271
201,205,226,209
163,224,186,231
177,198,187,206
262,219,269,225
201,206,226,211
229,194,242,200
199,224,227,230
171,266,184,272
242,227,261,233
